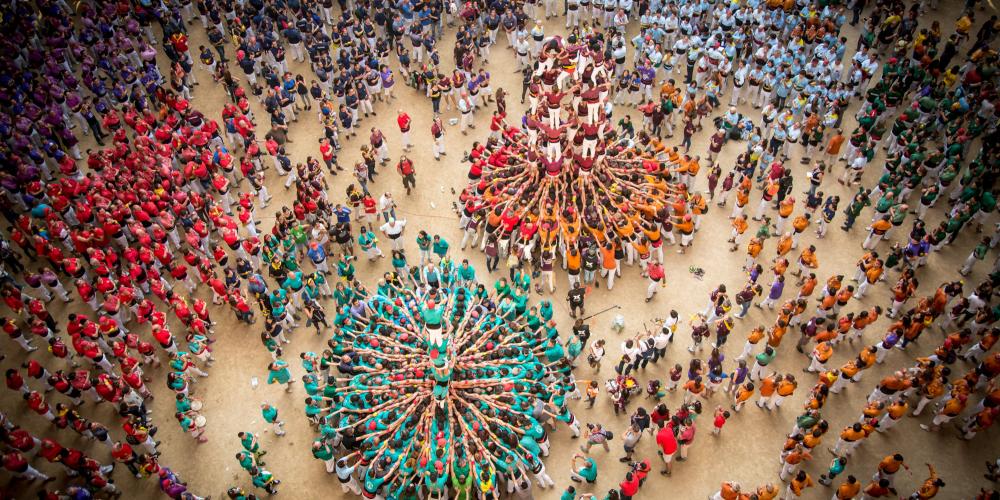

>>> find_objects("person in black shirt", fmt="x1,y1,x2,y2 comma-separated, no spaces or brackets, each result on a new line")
567,281,586,317
572,318,591,346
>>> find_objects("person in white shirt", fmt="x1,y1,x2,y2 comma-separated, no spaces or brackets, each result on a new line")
457,91,475,134
730,62,748,106
377,192,396,222
379,218,407,250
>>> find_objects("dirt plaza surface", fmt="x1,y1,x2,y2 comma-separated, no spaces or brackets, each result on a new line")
1,1,999,499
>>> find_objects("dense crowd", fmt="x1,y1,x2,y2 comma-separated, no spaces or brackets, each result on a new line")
0,0,998,499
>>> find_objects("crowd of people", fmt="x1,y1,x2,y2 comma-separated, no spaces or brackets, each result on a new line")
0,0,997,497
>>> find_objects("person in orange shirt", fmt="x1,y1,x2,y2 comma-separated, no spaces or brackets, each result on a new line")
790,212,810,249
854,259,883,299
806,341,833,373
792,245,818,282
737,325,765,361
729,215,749,252
797,273,817,300
963,328,999,363
920,393,967,432
863,216,892,250
820,274,843,300
674,214,695,254
785,470,814,499
830,423,865,457
599,240,619,290
745,236,763,271
775,197,795,234
756,374,776,410
766,320,788,348
710,481,742,500
683,376,705,405
690,192,707,230
877,398,909,433
771,374,797,409
911,463,944,499
846,306,881,343
779,444,811,481
732,382,754,412
754,483,778,500
959,405,998,440
731,182,750,220
775,232,793,256
874,453,909,488
834,475,862,499
823,129,845,166
831,285,855,316
862,478,893,499
817,291,837,317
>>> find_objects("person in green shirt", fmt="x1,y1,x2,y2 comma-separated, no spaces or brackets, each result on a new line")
337,254,357,282
236,451,257,472
359,228,384,261
416,231,432,265
250,466,280,494
494,278,512,298
751,346,776,380
260,403,285,436
458,259,476,286
267,360,294,392
960,237,992,276
560,485,577,500
570,454,598,483
238,431,266,462
312,438,336,473
432,234,450,262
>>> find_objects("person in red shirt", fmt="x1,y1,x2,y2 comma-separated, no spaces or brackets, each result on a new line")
3,450,51,481
646,261,665,302
396,110,412,151
619,470,641,500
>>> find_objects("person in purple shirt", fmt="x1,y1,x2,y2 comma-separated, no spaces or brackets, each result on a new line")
757,274,785,309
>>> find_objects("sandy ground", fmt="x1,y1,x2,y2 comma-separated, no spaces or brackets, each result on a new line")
3,3,1000,499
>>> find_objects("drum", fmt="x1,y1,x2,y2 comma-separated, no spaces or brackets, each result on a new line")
195,415,207,428
191,400,203,411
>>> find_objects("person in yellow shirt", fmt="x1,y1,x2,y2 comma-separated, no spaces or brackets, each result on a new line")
956,13,973,37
